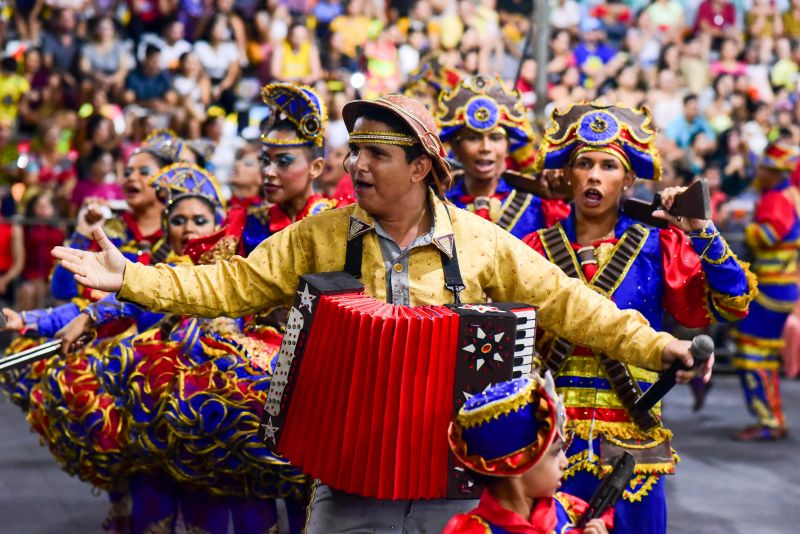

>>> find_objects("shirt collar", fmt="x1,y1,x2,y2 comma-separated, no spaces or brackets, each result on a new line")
348,188,456,257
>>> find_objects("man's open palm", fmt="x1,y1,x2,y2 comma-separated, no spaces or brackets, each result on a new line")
51,228,128,292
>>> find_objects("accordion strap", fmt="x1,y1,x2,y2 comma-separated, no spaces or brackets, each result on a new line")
343,206,465,303
344,228,364,279
540,223,660,431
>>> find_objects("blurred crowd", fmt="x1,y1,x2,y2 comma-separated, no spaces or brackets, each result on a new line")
0,0,796,311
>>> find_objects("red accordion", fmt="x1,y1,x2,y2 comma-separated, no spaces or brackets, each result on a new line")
261,272,537,500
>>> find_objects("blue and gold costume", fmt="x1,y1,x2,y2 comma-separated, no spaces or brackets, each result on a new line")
732,142,800,440
524,104,756,534
0,131,182,419
436,75,567,238
21,165,216,494
444,375,614,534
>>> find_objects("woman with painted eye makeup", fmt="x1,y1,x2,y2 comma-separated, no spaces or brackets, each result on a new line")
100,164,311,533
239,83,343,256
434,75,570,240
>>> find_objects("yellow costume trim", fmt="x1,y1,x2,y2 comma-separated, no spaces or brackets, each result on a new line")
563,448,676,485
731,331,785,349
733,357,782,370
562,355,658,383
261,136,313,147
348,130,417,146
567,418,671,442
467,515,493,533
554,492,579,525
458,377,537,429
706,260,758,321
755,291,798,312
498,189,534,233
700,241,732,264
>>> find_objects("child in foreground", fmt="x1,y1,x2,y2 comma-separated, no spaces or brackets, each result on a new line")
444,373,614,534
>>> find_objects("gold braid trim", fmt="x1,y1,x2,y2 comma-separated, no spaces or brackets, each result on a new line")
564,451,677,501
348,131,417,146
143,516,177,534
568,419,672,442
708,265,759,321
458,378,540,429
261,136,312,147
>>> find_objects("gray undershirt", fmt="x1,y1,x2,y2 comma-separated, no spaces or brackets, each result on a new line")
373,220,435,306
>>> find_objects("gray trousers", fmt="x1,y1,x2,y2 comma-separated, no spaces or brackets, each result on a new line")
305,484,478,533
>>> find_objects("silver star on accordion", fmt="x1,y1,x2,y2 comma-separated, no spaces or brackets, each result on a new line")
297,284,316,311
261,416,279,445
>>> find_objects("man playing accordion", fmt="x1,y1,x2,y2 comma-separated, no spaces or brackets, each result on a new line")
53,93,709,533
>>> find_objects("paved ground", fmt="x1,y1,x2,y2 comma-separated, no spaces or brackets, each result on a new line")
0,374,797,533
664,374,800,533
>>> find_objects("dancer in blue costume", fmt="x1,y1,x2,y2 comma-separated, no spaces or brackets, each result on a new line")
13,164,223,534
731,140,800,441
435,75,569,238
77,82,340,532
1,129,181,421
523,103,756,534
151,83,343,533
240,82,340,256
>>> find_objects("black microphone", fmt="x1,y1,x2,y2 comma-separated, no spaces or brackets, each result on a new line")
633,335,714,413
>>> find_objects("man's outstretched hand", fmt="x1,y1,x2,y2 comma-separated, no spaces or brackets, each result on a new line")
51,228,128,292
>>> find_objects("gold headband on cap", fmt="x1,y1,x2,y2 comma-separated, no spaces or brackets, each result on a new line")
348,130,418,147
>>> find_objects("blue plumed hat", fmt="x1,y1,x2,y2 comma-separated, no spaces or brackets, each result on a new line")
435,75,539,172
536,103,663,180
436,75,533,150
448,372,566,477
260,83,327,148
151,163,226,223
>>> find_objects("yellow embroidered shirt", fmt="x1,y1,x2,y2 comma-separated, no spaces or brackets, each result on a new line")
119,193,674,371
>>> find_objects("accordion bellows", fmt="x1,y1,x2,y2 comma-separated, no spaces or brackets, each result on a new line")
261,272,538,500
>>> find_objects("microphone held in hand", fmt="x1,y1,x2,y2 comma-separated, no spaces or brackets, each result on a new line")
633,335,714,413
